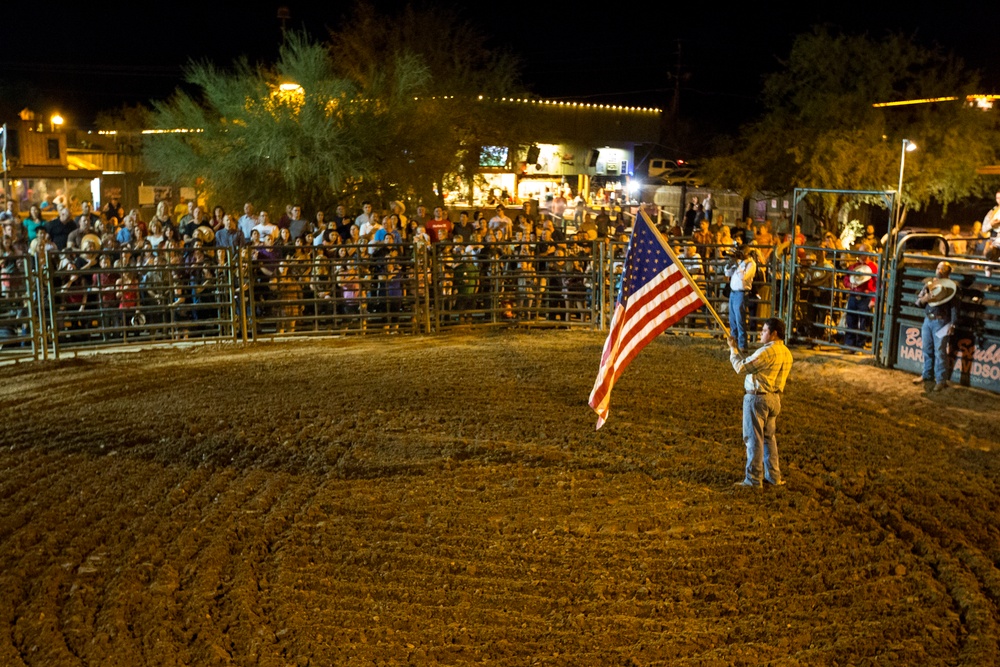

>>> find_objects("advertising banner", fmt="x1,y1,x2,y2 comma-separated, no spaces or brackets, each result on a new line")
896,323,1000,392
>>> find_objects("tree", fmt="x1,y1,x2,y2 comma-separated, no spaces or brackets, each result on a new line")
327,2,529,207
145,32,429,213
705,29,1000,232
144,4,530,213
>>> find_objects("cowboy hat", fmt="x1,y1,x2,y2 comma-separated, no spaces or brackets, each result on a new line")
924,277,957,307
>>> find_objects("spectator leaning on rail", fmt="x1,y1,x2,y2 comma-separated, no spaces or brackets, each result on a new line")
913,261,959,392
728,316,793,490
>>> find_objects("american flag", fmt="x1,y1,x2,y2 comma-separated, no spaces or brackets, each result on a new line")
589,210,708,429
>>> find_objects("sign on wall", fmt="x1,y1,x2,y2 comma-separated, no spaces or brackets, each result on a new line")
896,323,1000,391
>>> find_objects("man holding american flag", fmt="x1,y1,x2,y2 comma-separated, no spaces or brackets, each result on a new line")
588,208,715,429
588,209,793,489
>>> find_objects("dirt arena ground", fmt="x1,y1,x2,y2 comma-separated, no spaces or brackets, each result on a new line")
0,329,998,666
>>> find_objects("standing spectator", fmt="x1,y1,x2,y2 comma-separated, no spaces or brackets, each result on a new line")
522,200,539,228
703,192,714,223
77,201,100,228
693,220,714,259
355,202,375,237
843,243,878,349
410,205,427,229
488,205,512,237
425,207,452,243
683,197,701,236
253,211,278,243
93,253,119,332
382,252,405,332
180,206,207,243
116,265,140,328
172,198,190,221
209,206,226,232
970,220,987,256
453,211,476,243
276,204,293,230
982,190,1000,275
238,202,258,239
551,192,567,225
215,214,246,252
311,210,329,246
288,205,308,241
724,244,756,352
913,261,958,392
329,204,346,229
177,201,195,230
391,201,409,232
334,205,354,242
946,224,966,256
23,205,46,241
594,207,611,238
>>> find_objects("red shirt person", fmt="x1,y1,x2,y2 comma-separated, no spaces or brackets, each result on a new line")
424,207,453,244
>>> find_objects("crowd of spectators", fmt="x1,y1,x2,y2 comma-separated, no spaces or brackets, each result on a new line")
0,198,620,338
2,191,996,345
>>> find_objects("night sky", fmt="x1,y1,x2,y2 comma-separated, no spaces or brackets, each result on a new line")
2,1,995,137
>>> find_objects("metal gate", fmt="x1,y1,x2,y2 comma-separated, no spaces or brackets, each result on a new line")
243,244,424,338
0,254,41,361
783,244,884,354
430,241,601,329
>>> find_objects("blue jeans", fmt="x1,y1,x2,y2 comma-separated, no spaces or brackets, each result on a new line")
921,317,950,383
729,290,749,350
845,293,872,349
742,393,782,485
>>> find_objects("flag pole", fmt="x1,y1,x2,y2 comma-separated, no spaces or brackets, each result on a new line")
638,209,731,338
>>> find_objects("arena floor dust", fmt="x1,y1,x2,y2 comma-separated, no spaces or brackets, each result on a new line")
0,330,998,666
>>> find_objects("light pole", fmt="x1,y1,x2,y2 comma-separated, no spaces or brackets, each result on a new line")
894,138,917,234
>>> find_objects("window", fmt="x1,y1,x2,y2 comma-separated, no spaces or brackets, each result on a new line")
479,146,508,168
47,139,60,160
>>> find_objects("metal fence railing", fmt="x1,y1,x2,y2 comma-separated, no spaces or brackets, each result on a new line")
0,253,41,361
3,234,1000,394
783,245,884,354
244,244,425,337
429,241,600,328
45,246,239,355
